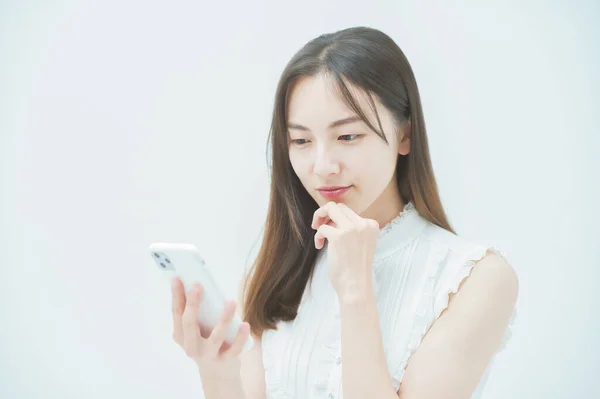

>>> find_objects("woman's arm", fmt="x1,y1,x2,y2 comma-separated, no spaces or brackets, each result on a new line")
198,338,265,399
237,274,267,399
238,335,266,399
398,251,518,398
196,273,266,399
339,278,399,399
339,250,519,399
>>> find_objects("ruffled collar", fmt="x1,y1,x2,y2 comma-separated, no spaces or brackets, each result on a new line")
378,201,417,237
316,201,428,263
374,201,428,261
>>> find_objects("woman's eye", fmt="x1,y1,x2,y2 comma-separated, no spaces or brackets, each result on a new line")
291,139,309,146
338,134,361,142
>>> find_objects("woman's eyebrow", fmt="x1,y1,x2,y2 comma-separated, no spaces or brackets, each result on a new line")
288,116,362,131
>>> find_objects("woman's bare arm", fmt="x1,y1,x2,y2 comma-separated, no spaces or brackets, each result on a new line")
237,274,266,399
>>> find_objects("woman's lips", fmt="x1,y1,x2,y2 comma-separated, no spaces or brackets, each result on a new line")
317,186,351,199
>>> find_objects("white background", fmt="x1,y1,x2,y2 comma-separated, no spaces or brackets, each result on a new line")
1,1,599,398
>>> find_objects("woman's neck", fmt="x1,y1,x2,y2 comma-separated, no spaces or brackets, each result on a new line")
361,191,406,230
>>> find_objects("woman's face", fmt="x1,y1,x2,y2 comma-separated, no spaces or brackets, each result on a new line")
287,73,410,224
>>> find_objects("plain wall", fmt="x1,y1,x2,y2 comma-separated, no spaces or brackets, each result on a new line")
1,0,599,397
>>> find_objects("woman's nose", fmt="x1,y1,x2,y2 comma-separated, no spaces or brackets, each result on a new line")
313,147,341,176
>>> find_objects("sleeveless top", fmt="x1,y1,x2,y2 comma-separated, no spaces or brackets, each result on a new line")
257,202,517,399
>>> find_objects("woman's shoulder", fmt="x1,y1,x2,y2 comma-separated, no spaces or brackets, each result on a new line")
416,219,518,323
419,219,498,259
414,220,517,303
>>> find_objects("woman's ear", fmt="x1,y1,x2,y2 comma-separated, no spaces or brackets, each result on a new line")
398,119,411,156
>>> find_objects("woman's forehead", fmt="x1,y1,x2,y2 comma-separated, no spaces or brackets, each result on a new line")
287,74,385,128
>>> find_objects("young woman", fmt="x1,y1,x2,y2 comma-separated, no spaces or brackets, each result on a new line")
170,26,519,399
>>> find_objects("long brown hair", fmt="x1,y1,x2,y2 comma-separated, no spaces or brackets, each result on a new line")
242,26,455,338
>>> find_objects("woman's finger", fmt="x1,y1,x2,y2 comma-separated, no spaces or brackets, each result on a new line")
181,283,204,358
315,223,339,249
206,300,238,356
171,277,186,345
335,203,364,224
312,202,352,230
222,322,251,358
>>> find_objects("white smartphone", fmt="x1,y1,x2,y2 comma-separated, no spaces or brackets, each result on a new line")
148,242,254,352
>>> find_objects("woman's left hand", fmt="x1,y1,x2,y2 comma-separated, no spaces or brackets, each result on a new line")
311,201,380,302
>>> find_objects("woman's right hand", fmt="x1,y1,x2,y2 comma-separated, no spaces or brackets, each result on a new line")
171,277,251,376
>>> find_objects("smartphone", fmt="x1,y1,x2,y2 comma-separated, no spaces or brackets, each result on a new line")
148,242,254,352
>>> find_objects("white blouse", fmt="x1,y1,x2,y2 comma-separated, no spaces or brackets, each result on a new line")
258,202,516,399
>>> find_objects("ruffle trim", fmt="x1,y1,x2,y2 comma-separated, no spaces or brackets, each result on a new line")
379,201,417,238
390,244,517,390
446,245,516,353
